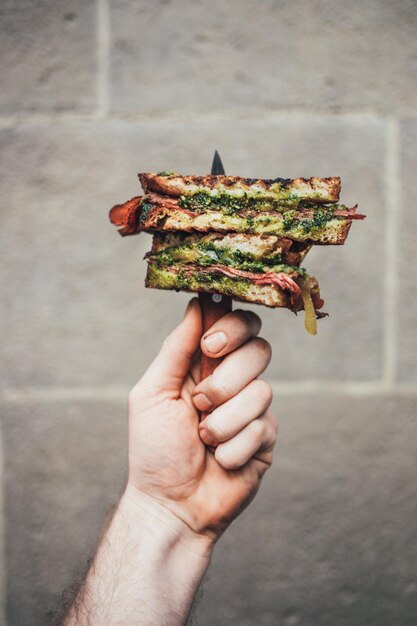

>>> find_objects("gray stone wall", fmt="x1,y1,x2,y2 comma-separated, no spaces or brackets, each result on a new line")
1,1,416,624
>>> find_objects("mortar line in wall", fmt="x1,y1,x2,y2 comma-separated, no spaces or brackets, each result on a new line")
2,382,417,403
1,387,130,403
97,0,110,118
270,381,406,395
0,109,414,129
382,119,401,387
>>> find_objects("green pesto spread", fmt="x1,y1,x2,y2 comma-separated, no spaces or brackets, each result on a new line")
167,211,344,242
282,208,336,234
179,191,303,213
150,242,306,278
178,191,343,217
139,202,154,225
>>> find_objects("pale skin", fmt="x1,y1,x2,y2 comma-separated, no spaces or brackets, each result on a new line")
63,298,277,625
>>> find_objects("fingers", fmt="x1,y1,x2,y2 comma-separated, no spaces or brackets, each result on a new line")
214,409,278,471
138,298,202,395
201,309,261,358
199,379,272,446
193,337,271,412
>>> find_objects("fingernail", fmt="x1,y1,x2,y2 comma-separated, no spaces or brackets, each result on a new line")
193,392,213,411
199,427,217,447
203,331,227,354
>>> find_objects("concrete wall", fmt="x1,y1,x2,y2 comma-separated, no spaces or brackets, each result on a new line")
1,1,416,624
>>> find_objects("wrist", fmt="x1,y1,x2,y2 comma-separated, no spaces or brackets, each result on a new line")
66,484,213,625
119,483,215,560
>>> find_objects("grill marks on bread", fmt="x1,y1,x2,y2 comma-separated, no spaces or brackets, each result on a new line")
139,173,341,203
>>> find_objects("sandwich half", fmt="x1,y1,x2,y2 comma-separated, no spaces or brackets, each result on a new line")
145,232,325,330
110,172,364,244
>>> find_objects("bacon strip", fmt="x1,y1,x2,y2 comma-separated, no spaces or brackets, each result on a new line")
109,194,198,236
334,210,366,219
183,263,329,313
109,196,142,236
146,193,179,209
195,264,301,296
312,294,325,310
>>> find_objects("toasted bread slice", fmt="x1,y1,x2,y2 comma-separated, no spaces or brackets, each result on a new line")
140,202,353,245
139,173,341,204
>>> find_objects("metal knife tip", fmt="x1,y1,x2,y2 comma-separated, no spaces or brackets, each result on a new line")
211,150,225,175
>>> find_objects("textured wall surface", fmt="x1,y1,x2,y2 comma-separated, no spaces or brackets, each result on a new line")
1,1,416,625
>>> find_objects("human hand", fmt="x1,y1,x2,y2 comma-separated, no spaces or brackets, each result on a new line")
124,298,277,546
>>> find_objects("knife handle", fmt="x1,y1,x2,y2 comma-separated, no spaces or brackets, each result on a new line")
199,292,232,422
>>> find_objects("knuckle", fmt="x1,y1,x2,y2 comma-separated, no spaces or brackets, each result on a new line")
251,337,272,360
215,448,240,471
265,419,278,449
234,309,262,331
205,417,226,440
210,373,232,399
248,418,265,441
253,379,273,407
268,422,278,446
265,408,279,434
245,310,262,333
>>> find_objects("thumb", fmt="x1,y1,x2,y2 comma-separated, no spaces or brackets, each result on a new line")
139,298,202,396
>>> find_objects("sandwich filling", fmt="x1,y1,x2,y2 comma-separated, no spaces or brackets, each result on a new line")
110,194,364,243
145,192,361,220
178,192,343,212
147,232,312,271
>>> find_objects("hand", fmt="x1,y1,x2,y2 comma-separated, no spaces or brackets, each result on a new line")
63,299,277,625
125,298,277,545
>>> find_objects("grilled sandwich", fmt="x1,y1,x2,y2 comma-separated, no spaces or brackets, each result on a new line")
109,171,364,334
110,173,364,244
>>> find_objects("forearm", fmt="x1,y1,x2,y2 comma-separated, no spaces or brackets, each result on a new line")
63,486,213,626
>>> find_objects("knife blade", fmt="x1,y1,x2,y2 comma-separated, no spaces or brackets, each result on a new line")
198,151,233,419
211,149,225,175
